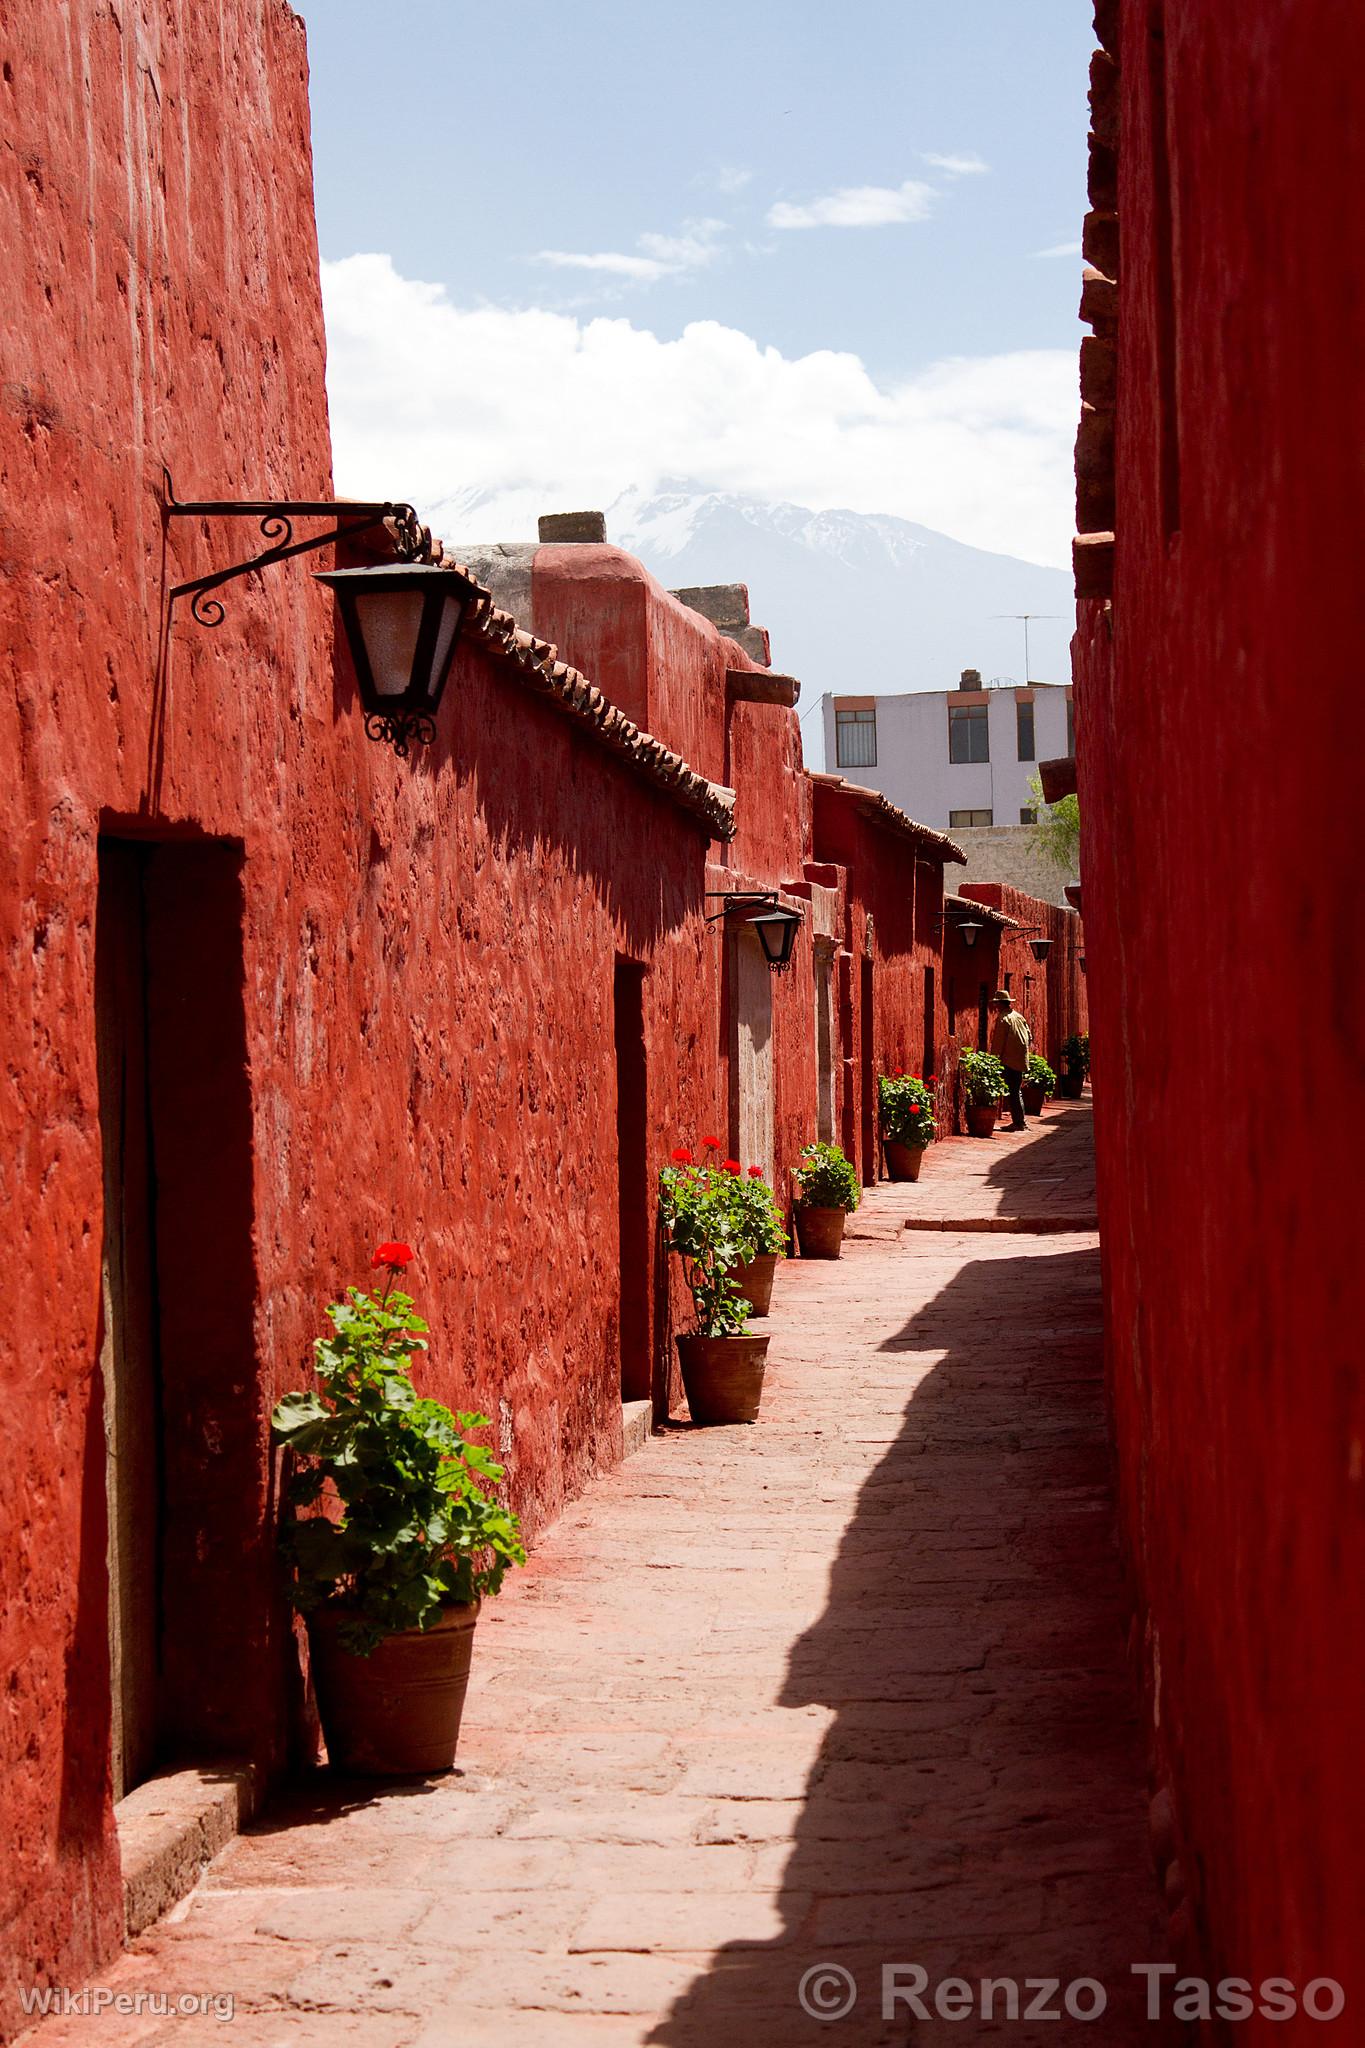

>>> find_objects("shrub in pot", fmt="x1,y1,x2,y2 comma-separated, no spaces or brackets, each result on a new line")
1059,1033,1090,1099
719,1159,787,1316
271,1242,525,1776
793,1141,860,1258
959,1048,1009,1136
660,1149,768,1423
1022,1053,1057,1117
878,1072,937,1181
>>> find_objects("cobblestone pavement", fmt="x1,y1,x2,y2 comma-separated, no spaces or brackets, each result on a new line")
32,1103,1165,2047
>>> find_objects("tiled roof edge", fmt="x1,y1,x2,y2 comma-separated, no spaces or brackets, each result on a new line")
390,512,736,840
945,892,1018,930
810,773,967,865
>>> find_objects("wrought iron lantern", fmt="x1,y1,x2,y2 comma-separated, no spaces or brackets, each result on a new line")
747,904,803,971
1029,936,1054,963
316,563,480,755
957,919,983,950
162,471,479,756
1079,955,1087,974
705,891,804,973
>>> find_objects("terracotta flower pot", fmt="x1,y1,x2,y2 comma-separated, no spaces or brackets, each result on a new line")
1021,1084,1046,1116
883,1139,925,1182
727,1252,779,1316
966,1102,1001,1138
676,1331,769,1424
1059,1071,1084,1099
308,1601,479,1776
795,1205,847,1258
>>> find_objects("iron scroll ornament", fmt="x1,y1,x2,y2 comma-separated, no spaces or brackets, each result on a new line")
163,469,420,627
363,711,437,759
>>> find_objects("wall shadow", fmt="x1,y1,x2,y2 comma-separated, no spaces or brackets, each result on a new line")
975,1102,1096,1221
646,1239,1165,2045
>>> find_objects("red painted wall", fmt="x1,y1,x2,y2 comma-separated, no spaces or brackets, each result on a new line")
810,785,956,1182
959,884,1087,1076
1073,0,1365,2021
0,0,732,2022
2,0,335,2017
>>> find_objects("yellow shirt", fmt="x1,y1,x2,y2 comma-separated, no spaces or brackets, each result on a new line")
991,1010,1032,1071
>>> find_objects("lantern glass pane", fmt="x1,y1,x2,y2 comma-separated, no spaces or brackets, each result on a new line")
424,593,465,705
356,591,425,697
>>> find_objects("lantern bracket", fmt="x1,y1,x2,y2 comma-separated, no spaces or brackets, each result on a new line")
704,890,803,973
704,889,781,925
163,469,419,629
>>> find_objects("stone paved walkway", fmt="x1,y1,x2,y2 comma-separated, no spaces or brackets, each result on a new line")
33,1102,1165,2047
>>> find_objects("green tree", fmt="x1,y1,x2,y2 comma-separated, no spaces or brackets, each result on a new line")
1027,775,1081,873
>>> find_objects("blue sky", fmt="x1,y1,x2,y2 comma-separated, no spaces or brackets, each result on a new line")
303,1,1095,567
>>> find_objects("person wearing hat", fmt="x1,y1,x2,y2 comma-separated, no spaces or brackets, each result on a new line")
989,990,1032,1131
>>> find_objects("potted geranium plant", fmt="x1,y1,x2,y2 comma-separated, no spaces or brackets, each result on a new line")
659,1149,769,1423
793,1141,860,1258
959,1048,1009,1137
1059,1033,1090,1099
271,1242,525,1776
878,1072,937,1182
1022,1053,1057,1118
723,1163,787,1316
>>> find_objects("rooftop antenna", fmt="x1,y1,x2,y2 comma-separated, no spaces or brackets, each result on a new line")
992,613,1061,685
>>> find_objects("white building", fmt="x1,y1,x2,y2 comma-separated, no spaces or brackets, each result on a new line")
821,672,1074,835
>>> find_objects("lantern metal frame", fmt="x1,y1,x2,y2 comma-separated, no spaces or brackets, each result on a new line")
315,561,481,756
935,911,985,950
705,890,804,973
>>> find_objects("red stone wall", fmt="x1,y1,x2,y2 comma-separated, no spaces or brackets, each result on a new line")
809,786,956,1182
2,0,336,2018
1073,0,1365,2014
0,0,728,2022
527,538,821,1228
959,884,1087,1075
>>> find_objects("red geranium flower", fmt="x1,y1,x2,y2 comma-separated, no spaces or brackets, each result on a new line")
372,1241,415,1270
702,1135,722,1149
722,1158,741,1174
748,1166,764,1179
671,1146,694,1164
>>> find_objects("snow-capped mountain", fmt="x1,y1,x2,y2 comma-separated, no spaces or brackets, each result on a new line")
429,483,1075,768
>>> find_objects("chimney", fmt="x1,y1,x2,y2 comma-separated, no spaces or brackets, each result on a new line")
958,667,983,691
672,583,771,667
671,583,750,632
538,511,607,543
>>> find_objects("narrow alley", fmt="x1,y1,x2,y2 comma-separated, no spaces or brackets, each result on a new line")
33,1105,1164,2047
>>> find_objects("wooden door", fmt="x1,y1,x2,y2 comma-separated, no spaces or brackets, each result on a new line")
95,842,162,1800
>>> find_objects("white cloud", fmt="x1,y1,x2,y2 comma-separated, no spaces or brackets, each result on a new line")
321,253,1078,568
713,165,753,195
1033,239,1084,259
921,151,989,177
536,217,725,286
538,249,676,282
766,180,936,230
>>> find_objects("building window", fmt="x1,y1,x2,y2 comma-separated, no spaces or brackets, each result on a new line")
948,703,989,763
835,707,877,768
1019,806,1038,824
949,808,993,828
1066,699,1075,757
1016,701,1035,761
